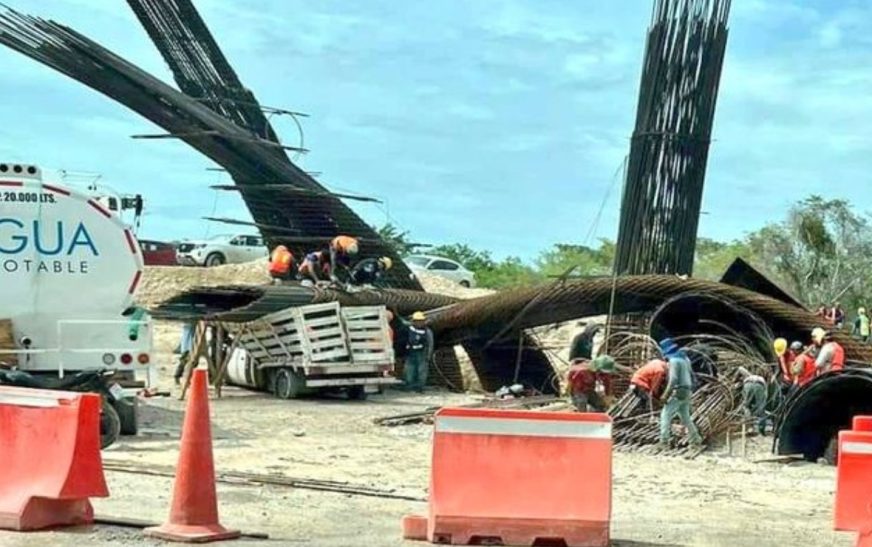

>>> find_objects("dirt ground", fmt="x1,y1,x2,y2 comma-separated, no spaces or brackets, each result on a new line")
0,324,855,547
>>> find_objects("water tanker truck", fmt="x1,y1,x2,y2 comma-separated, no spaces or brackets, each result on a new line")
0,162,152,440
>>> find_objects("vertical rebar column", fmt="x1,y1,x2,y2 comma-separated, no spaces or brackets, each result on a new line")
614,0,731,276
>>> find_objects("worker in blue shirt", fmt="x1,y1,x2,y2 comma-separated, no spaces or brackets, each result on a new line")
658,338,703,449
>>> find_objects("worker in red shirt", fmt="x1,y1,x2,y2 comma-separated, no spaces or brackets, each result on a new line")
566,355,616,412
812,327,845,374
629,358,668,407
267,245,294,284
791,352,817,388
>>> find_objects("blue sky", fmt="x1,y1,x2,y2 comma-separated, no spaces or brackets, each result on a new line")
2,1,871,260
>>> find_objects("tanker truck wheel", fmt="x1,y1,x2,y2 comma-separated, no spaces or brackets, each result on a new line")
205,252,226,267
114,396,139,436
100,399,122,449
274,368,305,399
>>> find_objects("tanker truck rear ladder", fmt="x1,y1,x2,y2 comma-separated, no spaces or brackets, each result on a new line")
225,302,398,400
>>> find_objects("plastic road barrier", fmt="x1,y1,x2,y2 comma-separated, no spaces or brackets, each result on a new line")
835,430,872,532
404,407,612,546
0,387,108,530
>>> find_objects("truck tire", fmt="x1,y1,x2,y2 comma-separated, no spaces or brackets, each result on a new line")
274,368,305,399
205,252,226,267
115,396,139,436
100,399,121,449
347,385,368,401
459,280,471,288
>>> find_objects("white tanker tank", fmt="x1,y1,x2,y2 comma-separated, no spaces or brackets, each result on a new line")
0,162,152,380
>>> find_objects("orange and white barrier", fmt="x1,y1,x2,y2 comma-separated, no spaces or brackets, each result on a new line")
404,407,612,546
0,387,108,530
854,416,872,433
835,416,872,546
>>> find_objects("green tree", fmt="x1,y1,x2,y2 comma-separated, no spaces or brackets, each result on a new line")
373,223,415,257
428,243,496,273
535,240,614,278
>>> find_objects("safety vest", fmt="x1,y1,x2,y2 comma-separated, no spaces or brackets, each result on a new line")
826,342,845,372
778,352,796,383
407,326,428,352
268,248,293,275
331,235,358,253
860,315,870,337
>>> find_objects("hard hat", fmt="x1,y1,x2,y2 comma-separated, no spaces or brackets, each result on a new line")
380,256,393,270
411,311,426,321
860,307,867,315
773,338,787,357
592,355,616,374
790,341,803,352
275,245,288,252
811,327,827,344
658,338,682,359
347,241,359,255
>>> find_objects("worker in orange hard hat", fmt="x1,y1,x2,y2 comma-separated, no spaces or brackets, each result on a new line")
812,327,845,375
350,256,392,287
329,235,359,282
267,245,295,284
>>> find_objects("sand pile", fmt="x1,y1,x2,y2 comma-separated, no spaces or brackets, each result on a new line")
136,259,271,308
136,260,493,309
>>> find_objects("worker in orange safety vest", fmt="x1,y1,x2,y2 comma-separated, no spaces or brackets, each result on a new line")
791,352,817,388
268,245,295,284
812,327,845,374
329,235,359,282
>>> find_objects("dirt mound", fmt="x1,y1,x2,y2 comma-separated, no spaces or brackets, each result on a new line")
136,259,271,308
136,260,493,308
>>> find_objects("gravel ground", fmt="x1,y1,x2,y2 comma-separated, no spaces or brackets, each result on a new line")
0,329,856,547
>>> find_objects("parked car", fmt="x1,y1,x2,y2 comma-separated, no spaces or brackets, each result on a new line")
138,239,177,266
405,255,476,287
176,234,267,267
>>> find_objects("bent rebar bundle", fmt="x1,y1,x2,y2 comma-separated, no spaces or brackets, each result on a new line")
614,0,731,276
0,4,419,290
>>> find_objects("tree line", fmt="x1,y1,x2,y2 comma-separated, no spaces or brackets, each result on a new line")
377,196,872,313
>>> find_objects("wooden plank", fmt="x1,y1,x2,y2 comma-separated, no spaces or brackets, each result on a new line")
179,322,207,400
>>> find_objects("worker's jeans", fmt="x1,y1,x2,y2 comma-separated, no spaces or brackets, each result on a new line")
742,382,768,434
404,352,429,392
659,389,702,445
571,391,607,412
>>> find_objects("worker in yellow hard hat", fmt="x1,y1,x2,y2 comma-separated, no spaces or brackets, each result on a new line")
400,311,433,393
349,255,393,287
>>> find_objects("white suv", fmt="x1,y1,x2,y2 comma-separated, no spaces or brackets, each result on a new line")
176,234,267,267
405,255,476,287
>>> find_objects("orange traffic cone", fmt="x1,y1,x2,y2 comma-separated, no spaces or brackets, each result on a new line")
144,368,239,543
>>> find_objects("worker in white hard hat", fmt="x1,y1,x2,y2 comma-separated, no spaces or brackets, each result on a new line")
349,256,393,287
400,311,433,393
811,327,845,375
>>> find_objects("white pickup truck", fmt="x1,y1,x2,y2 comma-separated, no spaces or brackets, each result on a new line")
176,233,268,267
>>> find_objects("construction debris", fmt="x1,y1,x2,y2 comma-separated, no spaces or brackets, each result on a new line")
373,394,561,427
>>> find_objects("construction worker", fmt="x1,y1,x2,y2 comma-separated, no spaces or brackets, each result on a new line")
629,358,668,407
658,338,703,448
737,366,768,435
349,256,392,287
831,303,845,329
568,324,599,361
566,355,616,412
853,307,870,343
298,250,328,285
402,311,433,393
812,327,845,374
792,351,817,388
773,338,794,385
329,235,359,282
173,321,196,386
267,245,294,284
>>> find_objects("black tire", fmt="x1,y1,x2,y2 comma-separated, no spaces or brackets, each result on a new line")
115,397,139,436
100,399,121,449
823,434,839,466
347,385,368,401
459,280,471,288
274,368,305,399
205,252,226,267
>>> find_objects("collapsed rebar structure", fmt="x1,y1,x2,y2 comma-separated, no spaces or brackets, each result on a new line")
0,4,418,290
614,0,731,276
